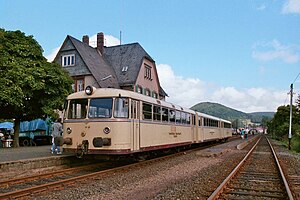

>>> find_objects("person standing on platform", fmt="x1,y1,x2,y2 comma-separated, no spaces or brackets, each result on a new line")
245,128,249,139
241,129,245,139
0,132,3,148
29,132,36,146
51,118,63,154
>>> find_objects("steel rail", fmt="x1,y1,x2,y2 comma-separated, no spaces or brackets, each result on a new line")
0,163,104,187
0,161,139,199
207,136,261,200
266,137,294,200
0,141,222,199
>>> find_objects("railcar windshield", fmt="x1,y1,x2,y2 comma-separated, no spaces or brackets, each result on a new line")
114,98,129,118
89,98,113,118
68,99,88,119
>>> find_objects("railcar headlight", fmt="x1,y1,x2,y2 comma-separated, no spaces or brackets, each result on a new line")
85,85,95,95
103,127,111,134
66,127,72,134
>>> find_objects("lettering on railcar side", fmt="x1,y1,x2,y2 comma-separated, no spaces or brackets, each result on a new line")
169,126,181,137
169,132,182,137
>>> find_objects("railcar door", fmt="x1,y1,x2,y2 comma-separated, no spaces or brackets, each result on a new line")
131,100,140,151
191,114,196,143
220,121,224,138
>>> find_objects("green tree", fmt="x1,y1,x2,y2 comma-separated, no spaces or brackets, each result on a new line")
296,94,300,111
268,105,300,151
0,29,73,147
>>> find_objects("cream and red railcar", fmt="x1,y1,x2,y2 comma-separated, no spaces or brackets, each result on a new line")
62,86,232,157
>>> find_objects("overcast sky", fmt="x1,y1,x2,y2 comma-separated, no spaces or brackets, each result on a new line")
1,0,300,113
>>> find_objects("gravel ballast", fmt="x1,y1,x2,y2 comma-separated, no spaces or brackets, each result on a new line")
31,135,299,200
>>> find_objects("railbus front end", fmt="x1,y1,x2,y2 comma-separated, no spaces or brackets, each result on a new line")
62,88,134,158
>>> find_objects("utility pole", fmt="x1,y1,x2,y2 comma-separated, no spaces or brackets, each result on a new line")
288,84,293,150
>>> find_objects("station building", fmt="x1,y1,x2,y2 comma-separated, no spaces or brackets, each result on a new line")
54,32,168,100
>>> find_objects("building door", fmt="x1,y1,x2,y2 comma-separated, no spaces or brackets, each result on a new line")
131,100,140,151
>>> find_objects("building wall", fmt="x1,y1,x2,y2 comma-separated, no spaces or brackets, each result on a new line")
55,40,91,77
135,58,160,97
85,75,99,87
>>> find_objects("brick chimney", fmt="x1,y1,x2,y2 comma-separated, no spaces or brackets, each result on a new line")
97,32,104,55
82,35,89,45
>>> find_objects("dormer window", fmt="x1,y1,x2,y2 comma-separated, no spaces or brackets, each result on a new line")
62,54,75,67
136,85,143,94
152,91,158,99
122,66,128,72
145,88,151,96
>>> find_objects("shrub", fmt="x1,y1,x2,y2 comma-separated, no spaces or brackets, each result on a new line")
291,134,300,152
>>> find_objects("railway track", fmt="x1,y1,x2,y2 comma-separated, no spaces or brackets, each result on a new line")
208,135,294,200
0,141,224,199
0,160,135,199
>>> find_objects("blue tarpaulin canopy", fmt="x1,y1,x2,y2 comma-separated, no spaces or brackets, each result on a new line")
0,119,48,133
20,119,47,132
0,122,14,129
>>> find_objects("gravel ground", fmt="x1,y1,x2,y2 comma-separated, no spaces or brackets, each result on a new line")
271,139,300,199
30,135,299,200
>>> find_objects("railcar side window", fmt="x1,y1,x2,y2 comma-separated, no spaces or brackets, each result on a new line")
181,112,186,124
142,103,152,120
114,98,129,118
153,105,161,121
224,122,231,128
68,99,88,119
63,100,68,119
186,113,191,124
162,107,168,122
204,118,208,126
89,98,112,118
212,120,219,127
169,109,175,123
192,114,196,125
203,118,219,127
175,111,181,124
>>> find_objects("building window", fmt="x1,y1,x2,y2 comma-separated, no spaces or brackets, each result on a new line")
71,84,75,92
136,85,143,94
122,66,128,72
145,88,151,96
152,91,158,99
62,54,75,67
144,64,152,80
75,79,84,92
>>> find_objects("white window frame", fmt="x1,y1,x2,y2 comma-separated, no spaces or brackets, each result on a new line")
122,66,128,72
62,54,75,67
77,79,84,92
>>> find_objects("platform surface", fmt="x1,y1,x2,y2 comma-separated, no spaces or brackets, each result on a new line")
0,145,67,163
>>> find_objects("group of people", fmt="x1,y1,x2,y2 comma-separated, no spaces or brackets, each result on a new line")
240,128,249,139
0,131,13,147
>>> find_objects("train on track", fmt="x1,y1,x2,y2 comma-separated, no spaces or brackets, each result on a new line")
62,86,232,158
